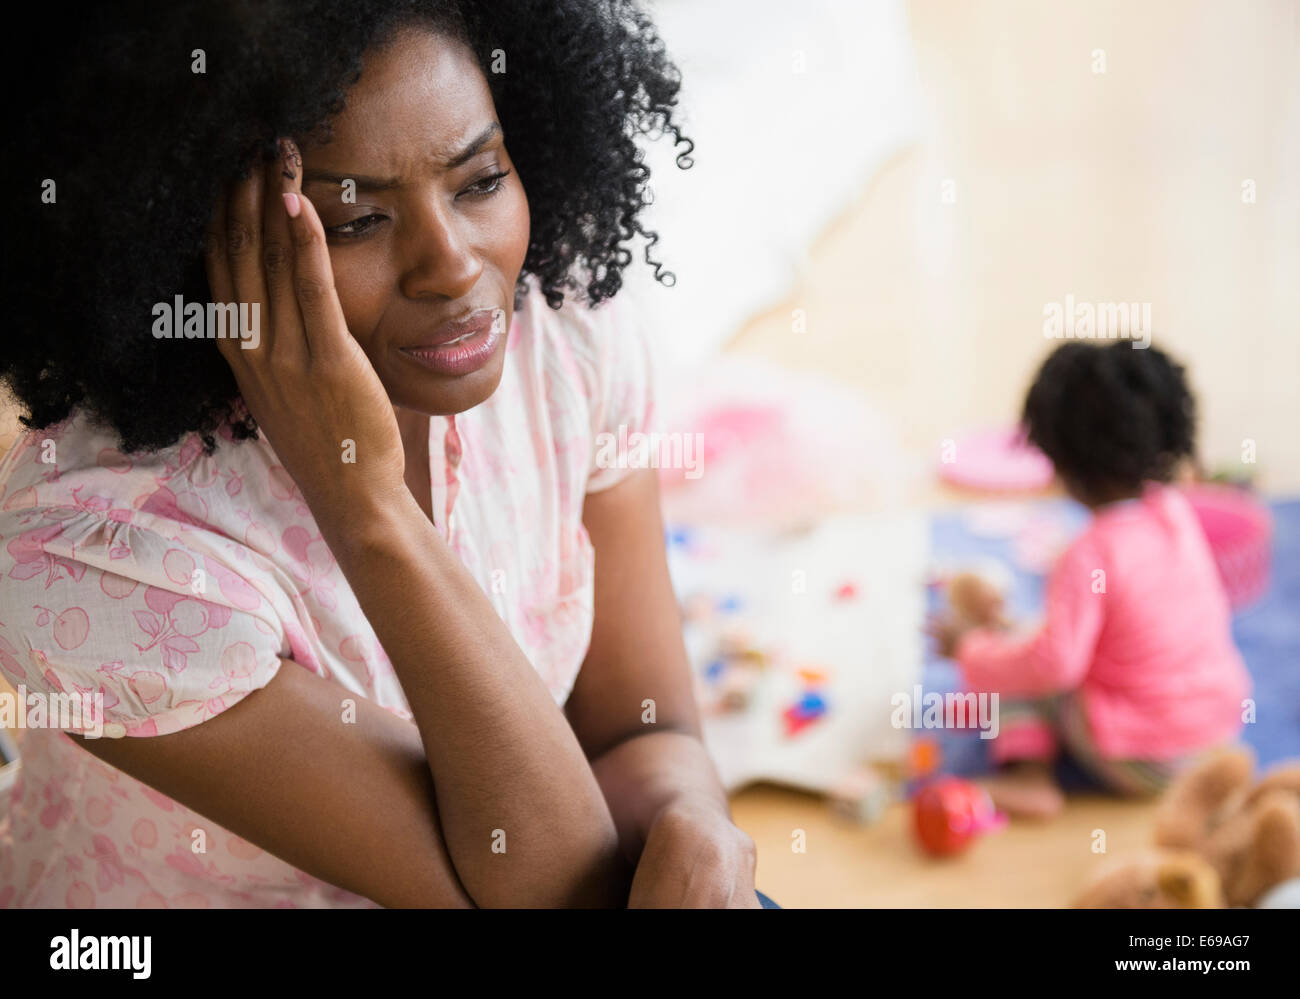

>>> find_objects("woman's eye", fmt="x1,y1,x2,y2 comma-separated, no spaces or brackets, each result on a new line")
325,214,386,238
460,170,510,199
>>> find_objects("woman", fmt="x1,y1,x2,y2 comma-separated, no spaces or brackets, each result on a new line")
0,0,762,908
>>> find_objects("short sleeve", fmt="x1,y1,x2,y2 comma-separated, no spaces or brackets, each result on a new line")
0,509,286,739
584,297,658,494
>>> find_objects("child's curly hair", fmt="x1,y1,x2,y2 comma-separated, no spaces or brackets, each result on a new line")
2,0,692,454
1022,341,1197,501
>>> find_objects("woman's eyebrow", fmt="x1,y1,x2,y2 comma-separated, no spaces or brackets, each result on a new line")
302,123,503,191
443,122,502,168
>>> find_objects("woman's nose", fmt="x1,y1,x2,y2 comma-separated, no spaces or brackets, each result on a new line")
398,201,483,301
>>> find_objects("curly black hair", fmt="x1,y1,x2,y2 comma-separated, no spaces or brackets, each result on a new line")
2,0,691,454
1021,341,1197,501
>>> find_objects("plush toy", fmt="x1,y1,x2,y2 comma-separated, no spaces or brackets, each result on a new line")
1073,746,1300,908
1073,850,1224,908
945,571,1011,631
1151,745,1300,908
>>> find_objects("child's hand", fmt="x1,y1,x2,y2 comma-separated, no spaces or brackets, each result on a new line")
926,611,976,659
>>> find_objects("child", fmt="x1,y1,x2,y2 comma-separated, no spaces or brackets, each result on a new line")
933,341,1251,818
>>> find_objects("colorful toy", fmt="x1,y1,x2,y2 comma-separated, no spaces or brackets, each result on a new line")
666,527,691,548
794,666,828,686
692,615,771,716
782,692,827,737
781,665,832,738
1074,746,1300,908
913,776,1007,856
906,736,942,780
716,593,745,614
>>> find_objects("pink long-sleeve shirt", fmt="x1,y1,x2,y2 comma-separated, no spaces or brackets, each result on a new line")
956,484,1251,760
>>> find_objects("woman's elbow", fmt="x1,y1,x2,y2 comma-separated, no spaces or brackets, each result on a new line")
466,823,627,909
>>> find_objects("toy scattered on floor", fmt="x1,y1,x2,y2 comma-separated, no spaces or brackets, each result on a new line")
1152,745,1300,907
794,666,828,685
716,593,745,614
782,690,827,737
1072,746,1300,908
781,665,832,738
906,736,942,781
695,636,768,715
828,765,894,824
913,776,1006,857
1072,850,1224,908
663,511,928,792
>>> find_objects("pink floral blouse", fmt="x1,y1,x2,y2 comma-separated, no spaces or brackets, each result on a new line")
0,282,655,907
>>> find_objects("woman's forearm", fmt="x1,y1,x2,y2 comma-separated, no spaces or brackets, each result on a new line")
320,488,623,907
590,728,731,862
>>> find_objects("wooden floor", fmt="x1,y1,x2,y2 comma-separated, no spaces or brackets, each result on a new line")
731,783,1158,909
719,0,1298,906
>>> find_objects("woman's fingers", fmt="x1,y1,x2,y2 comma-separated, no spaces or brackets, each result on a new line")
285,187,350,362
203,190,248,370
263,139,306,365
224,164,271,357
206,138,348,372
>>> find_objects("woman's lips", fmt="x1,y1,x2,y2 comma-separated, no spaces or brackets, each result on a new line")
398,308,506,377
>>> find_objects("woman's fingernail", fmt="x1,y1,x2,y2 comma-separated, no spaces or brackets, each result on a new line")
282,192,301,219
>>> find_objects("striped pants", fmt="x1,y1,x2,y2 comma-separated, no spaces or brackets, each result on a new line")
993,692,1189,797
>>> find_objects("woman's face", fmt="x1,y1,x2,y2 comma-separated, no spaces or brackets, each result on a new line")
299,26,530,417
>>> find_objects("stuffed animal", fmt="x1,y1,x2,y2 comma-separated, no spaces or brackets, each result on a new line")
1073,746,1300,908
945,571,1010,630
1151,745,1300,908
1073,850,1223,908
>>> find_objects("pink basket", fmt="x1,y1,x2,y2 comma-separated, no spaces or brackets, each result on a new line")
1183,484,1273,610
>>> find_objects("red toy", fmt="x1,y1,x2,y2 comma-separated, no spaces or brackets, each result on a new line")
913,777,1007,856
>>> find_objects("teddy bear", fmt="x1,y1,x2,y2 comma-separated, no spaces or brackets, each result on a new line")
945,570,1012,631
1073,850,1223,908
1151,745,1300,908
1073,745,1300,907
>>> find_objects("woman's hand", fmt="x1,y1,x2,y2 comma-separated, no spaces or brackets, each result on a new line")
204,138,406,530
627,795,761,908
